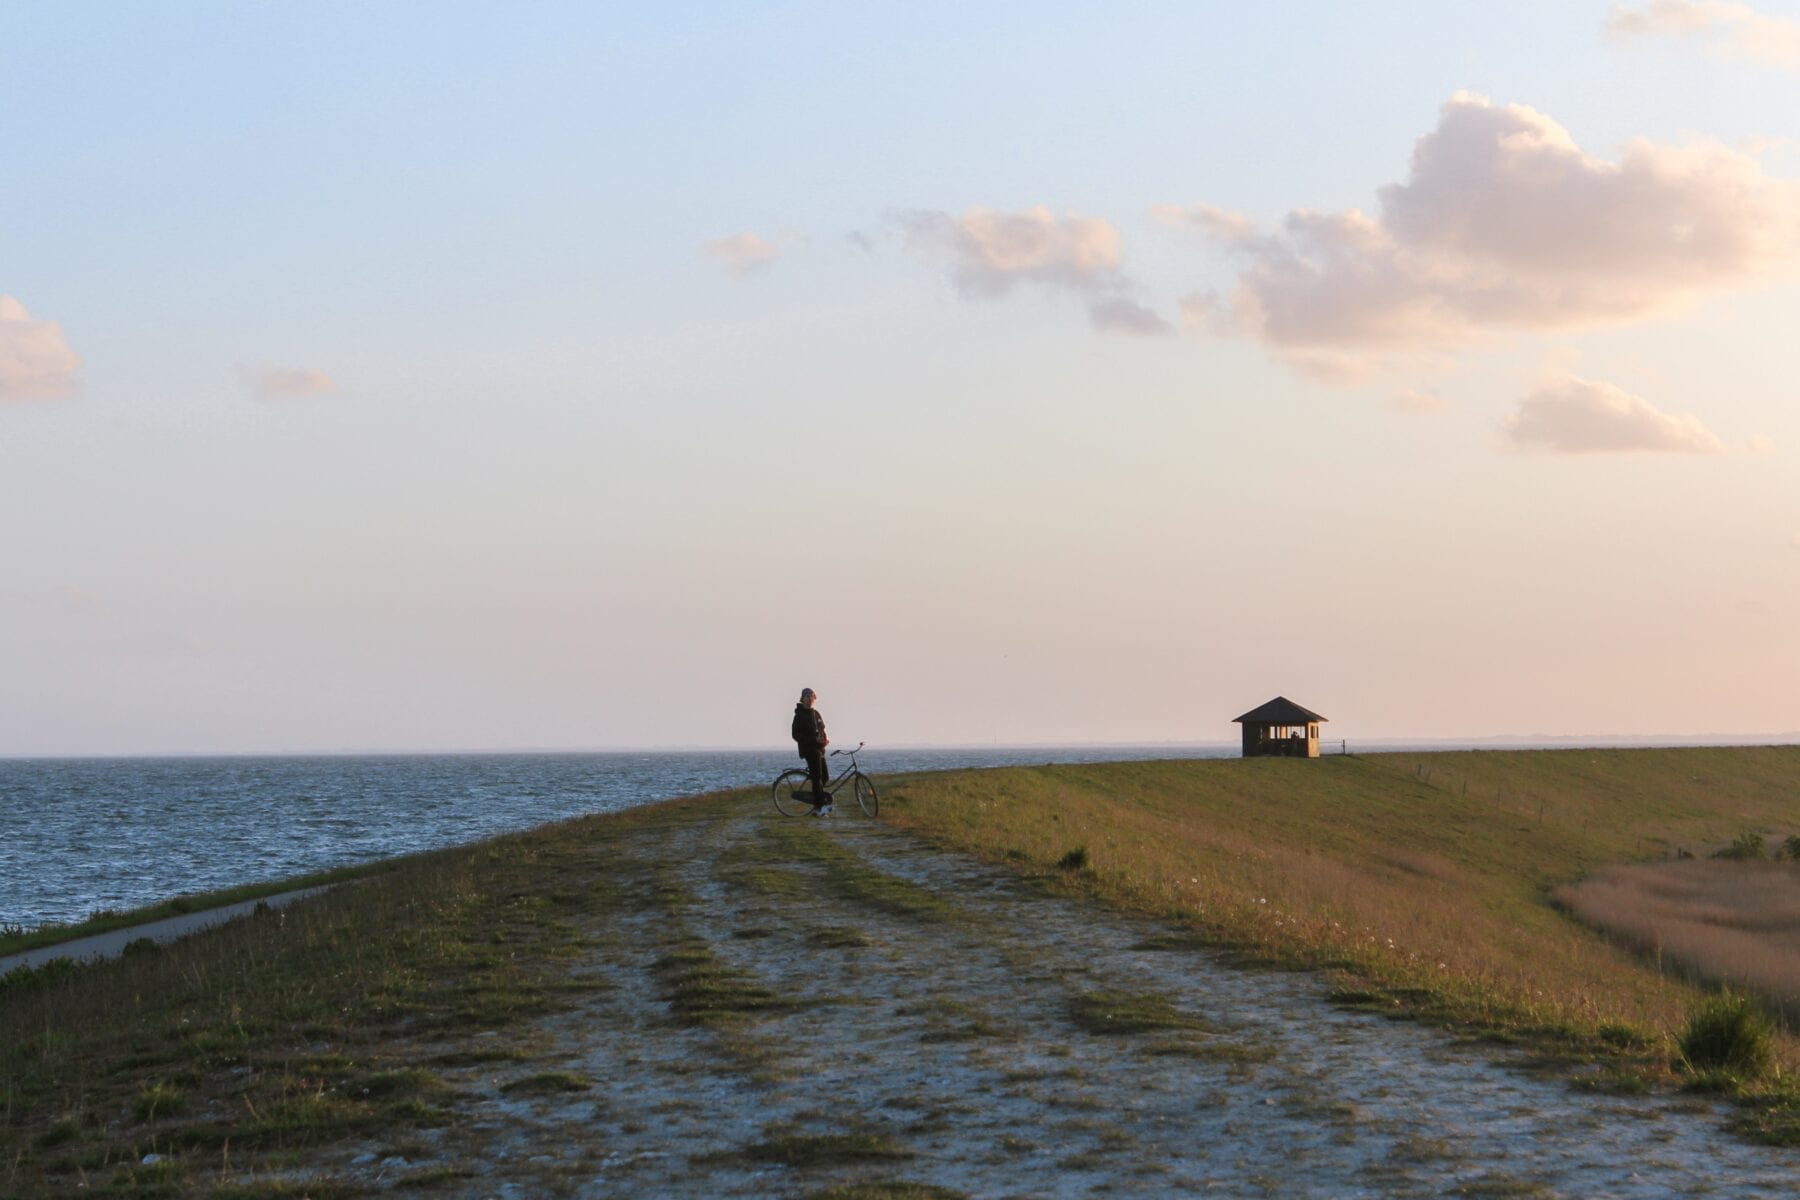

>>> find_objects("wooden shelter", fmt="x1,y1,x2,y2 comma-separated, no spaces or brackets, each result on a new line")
1233,697,1327,758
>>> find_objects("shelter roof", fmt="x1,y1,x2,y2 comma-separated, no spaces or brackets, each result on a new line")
1232,696,1328,725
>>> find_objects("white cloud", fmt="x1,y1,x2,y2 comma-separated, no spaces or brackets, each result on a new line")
703,232,783,277
1151,202,1258,246
1606,2,1800,69
1088,297,1173,336
0,295,80,401
1501,375,1724,454
243,365,338,400
1162,93,1800,377
1747,432,1777,454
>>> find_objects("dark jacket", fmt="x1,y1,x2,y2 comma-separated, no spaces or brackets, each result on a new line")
792,703,826,754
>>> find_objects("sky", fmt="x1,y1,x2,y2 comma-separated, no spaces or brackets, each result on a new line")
3,1,1799,755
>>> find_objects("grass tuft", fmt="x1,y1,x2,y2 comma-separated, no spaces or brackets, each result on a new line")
802,1184,969,1199
732,1130,913,1167
1679,991,1773,1080
1713,832,1767,861
133,1082,186,1121
499,1070,591,1096
1066,989,1211,1036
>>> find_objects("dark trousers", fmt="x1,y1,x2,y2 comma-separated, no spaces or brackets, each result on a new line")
802,748,828,804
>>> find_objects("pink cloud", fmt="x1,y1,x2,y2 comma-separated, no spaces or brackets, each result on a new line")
1606,2,1800,69
0,295,80,401
901,205,1125,298
1502,375,1724,454
901,205,1172,335
1162,93,1800,377
703,231,784,277
243,365,338,400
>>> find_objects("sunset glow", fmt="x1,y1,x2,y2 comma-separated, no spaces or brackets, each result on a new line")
3,2,1797,754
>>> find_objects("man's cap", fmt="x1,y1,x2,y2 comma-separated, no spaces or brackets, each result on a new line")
800,687,816,700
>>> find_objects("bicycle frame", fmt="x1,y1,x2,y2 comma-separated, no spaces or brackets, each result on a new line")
818,742,866,797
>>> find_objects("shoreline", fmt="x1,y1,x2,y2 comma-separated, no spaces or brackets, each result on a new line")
11,740,1800,956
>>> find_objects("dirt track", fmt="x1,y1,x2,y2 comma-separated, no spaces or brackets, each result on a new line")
317,800,1795,1198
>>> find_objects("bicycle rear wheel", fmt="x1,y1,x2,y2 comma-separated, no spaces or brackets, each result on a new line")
852,772,879,818
772,769,817,817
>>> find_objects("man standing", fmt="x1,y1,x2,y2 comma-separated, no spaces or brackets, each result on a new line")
791,687,831,815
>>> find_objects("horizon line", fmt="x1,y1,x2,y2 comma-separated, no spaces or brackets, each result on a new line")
4,731,1800,763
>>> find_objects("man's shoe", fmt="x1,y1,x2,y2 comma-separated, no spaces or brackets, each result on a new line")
818,805,833,818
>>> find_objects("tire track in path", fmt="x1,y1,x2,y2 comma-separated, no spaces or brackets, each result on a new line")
325,802,1797,1198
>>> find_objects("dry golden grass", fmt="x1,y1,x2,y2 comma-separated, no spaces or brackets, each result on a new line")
876,749,1800,1062
1557,860,1800,1020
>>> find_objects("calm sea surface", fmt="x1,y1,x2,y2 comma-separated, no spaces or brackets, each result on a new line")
1,745,1239,931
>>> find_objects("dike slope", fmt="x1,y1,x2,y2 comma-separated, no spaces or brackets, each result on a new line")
6,749,1800,1196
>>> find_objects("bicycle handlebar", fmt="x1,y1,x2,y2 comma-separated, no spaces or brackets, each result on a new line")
829,741,866,757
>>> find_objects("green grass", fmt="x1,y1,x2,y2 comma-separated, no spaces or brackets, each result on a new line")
802,1185,967,1200
900,996,1014,1042
730,1129,914,1167
499,1070,590,1096
1066,989,1213,1036
758,820,967,923
654,937,807,1025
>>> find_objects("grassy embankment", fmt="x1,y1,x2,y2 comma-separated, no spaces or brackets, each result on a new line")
876,748,1800,1124
0,865,396,960
6,746,1800,1196
1,793,729,1197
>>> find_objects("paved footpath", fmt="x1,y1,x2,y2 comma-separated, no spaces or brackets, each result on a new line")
0,886,333,976
306,802,1794,1198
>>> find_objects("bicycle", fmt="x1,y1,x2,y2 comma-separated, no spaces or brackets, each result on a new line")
772,742,879,817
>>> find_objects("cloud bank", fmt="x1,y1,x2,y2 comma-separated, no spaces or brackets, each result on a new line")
704,232,783,277
900,205,1169,334
244,366,338,400
1606,2,1800,68
1502,375,1724,454
1161,92,1800,377
0,295,80,401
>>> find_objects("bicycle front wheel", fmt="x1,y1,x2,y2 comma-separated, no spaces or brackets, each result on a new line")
852,772,879,818
772,770,815,817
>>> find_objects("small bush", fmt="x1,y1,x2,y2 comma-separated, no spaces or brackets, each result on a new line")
1782,835,1800,862
1056,846,1089,872
0,957,77,995
1713,832,1767,861
1680,991,1773,1080
122,937,161,957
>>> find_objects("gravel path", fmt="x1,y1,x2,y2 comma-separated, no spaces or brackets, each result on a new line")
321,802,1796,1198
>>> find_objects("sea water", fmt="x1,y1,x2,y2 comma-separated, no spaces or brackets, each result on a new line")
0,745,1237,931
